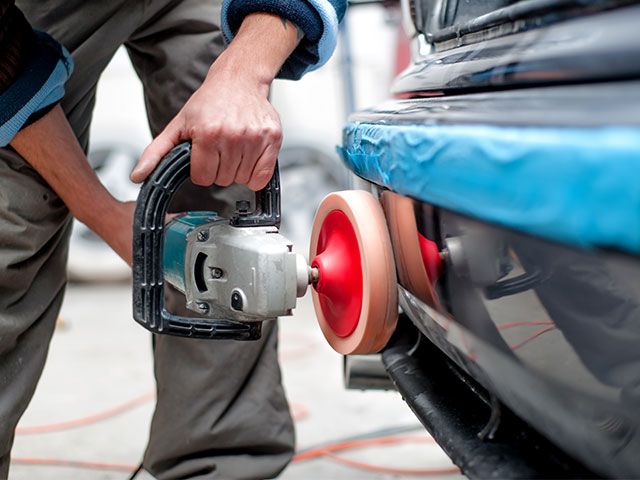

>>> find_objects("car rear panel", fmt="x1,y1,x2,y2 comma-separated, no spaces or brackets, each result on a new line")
341,2,640,475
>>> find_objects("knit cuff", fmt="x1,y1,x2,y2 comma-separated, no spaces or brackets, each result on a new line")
0,31,74,146
221,0,340,80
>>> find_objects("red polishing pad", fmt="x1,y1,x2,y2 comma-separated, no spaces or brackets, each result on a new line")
310,191,398,355
312,210,363,337
381,191,442,309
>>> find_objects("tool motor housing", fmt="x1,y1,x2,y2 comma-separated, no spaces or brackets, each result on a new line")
164,212,309,322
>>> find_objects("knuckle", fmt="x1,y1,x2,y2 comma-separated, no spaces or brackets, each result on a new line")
263,124,281,139
200,123,222,141
227,130,244,145
245,127,260,141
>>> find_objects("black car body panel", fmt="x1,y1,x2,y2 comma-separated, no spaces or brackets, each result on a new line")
397,209,640,478
342,0,640,476
395,3,640,94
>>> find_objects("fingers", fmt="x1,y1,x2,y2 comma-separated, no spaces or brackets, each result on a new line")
234,126,267,185
191,119,281,189
234,144,263,185
247,142,279,191
239,120,282,190
191,132,220,186
214,130,243,187
141,91,283,189
131,118,182,183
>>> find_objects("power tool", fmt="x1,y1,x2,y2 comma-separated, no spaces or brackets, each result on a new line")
132,142,317,341
132,142,399,352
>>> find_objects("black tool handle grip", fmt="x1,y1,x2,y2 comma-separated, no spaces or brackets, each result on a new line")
132,142,280,340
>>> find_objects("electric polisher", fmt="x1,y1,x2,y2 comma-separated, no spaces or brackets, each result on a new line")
132,142,398,354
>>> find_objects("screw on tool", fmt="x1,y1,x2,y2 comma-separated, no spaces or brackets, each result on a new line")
210,267,224,279
235,200,251,216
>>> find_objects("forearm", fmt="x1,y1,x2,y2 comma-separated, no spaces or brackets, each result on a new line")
210,13,302,88
131,13,303,188
10,105,132,262
221,0,347,80
11,105,114,223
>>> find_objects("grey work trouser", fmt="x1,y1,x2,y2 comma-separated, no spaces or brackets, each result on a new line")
0,1,295,478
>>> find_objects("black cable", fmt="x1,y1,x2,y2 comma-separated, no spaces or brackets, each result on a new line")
127,463,143,480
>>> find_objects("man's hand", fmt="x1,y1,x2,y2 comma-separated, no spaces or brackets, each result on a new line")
131,61,282,191
130,13,302,191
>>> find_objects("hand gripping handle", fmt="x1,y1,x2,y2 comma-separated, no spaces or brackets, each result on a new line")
132,142,281,340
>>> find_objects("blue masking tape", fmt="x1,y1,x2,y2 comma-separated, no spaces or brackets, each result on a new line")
340,122,640,254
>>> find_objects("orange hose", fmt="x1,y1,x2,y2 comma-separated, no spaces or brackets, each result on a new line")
295,435,433,461
294,434,459,476
11,457,137,472
16,391,155,435
325,452,460,476
13,434,456,476
17,393,307,436
498,320,554,330
15,416,456,476
511,326,556,350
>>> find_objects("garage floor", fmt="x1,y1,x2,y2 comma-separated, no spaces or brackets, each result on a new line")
10,283,461,479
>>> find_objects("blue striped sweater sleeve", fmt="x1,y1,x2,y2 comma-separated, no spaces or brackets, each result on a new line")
0,32,74,147
221,0,347,80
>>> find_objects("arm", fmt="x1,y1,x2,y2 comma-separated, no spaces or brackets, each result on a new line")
131,13,301,190
11,105,134,265
1,5,133,264
132,0,347,189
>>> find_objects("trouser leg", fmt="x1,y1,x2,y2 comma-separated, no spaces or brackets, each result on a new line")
127,1,294,477
145,309,294,479
0,150,72,479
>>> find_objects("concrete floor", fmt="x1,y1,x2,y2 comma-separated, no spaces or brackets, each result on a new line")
10,283,461,480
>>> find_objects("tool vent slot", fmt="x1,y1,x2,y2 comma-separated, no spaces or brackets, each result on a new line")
194,252,209,293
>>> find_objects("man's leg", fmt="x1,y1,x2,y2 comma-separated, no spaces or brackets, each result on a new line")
0,2,148,477
127,2,295,478
0,152,71,478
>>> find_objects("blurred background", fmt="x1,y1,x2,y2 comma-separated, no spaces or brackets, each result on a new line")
10,4,460,479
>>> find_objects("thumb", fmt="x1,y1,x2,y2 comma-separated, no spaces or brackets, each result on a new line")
131,119,183,183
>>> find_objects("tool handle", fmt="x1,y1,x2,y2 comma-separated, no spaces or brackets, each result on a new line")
132,142,280,339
